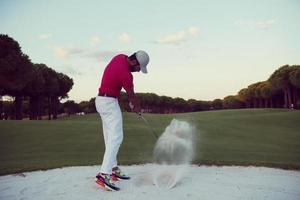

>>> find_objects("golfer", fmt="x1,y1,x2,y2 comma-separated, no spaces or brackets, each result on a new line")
95,50,150,191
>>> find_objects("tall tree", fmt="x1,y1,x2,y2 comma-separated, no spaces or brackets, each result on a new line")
269,65,294,108
254,82,266,108
0,94,3,119
24,64,46,120
223,95,244,109
259,81,275,108
247,82,262,108
52,72,73,119
138,93,160,113
187,99,199,112
289,65,300,108
39,64,59,120
212,99,223,110
238,88,251,108
63,100,80,116
159,95,173,113
173,97,187,112
0,34,33,119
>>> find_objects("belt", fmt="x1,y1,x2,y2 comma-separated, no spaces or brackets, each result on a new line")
98,92,117,98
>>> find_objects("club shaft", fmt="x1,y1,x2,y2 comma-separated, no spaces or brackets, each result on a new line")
139,114,159,139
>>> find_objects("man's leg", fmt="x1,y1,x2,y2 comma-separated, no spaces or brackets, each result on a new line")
98,98,123,175
101,116,108,147
111,103,123,168
95,97,108,147
94,96,122,191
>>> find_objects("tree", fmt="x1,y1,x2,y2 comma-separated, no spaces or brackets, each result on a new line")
247,82,263,108
0,34,33,119
223,95,244,109
78,101,91,113
0,94,3,119
259,81,278,108
52,72,73,119
38,64,59,119
88,97,96,113
254,82,266,108
238,88,251,108
289,66,300,108
24,64,46,120
269,65,294,108
138,93,161,113
187,99,199,112
159,95,174,113
63,100,80,116
212,99,223,110
173,97,187,112
1,100,14,119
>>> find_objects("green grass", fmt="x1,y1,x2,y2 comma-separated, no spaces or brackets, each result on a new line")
0,109,300,175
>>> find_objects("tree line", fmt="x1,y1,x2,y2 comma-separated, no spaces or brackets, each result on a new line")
224,65,300,109
70,65,299,114
33,93,212,116
1,34,299,119
1,64,299,119
0,34,73,120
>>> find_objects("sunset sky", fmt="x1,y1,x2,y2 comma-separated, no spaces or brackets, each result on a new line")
1,0,299,102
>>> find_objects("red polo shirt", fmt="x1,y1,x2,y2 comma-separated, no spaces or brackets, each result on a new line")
99,54,133,98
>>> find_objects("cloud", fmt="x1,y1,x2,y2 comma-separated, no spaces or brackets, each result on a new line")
49,44,131,63
68,48,84,55
90,36,101,45
157,31,186,45
60,66,84,76
51,45,129,62
235,19,275,30
54,47,69,59
51,46,85,59
156,27,200,45
88,50,131,62
255,20,275,29
39,33,52,40
119,33,132,43
187,27,200,36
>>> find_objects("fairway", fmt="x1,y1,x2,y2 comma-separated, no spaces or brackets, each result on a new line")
0,109,300,175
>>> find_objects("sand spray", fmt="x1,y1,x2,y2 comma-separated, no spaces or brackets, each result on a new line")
135,119,196,189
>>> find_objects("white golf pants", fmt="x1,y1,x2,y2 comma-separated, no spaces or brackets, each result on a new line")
95,96,123,174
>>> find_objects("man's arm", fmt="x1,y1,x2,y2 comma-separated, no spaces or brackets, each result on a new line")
126,88,141,114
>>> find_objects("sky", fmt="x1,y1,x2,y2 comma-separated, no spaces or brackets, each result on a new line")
1,0,300,102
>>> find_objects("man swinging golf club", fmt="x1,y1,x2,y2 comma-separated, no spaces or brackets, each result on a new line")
95,50,150,191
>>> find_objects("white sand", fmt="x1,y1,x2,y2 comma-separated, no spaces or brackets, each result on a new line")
1,164,299,200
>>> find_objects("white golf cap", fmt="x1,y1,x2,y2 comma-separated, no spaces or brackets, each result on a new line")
135,50,149,73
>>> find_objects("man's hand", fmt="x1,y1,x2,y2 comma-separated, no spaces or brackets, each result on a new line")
127,88,141,114
133,103,141,114
129,100,141,114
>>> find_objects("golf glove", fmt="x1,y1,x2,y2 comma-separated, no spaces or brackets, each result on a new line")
129,101,141,113
129,102,134,110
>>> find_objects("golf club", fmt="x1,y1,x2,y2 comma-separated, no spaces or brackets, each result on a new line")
138,113,159,139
